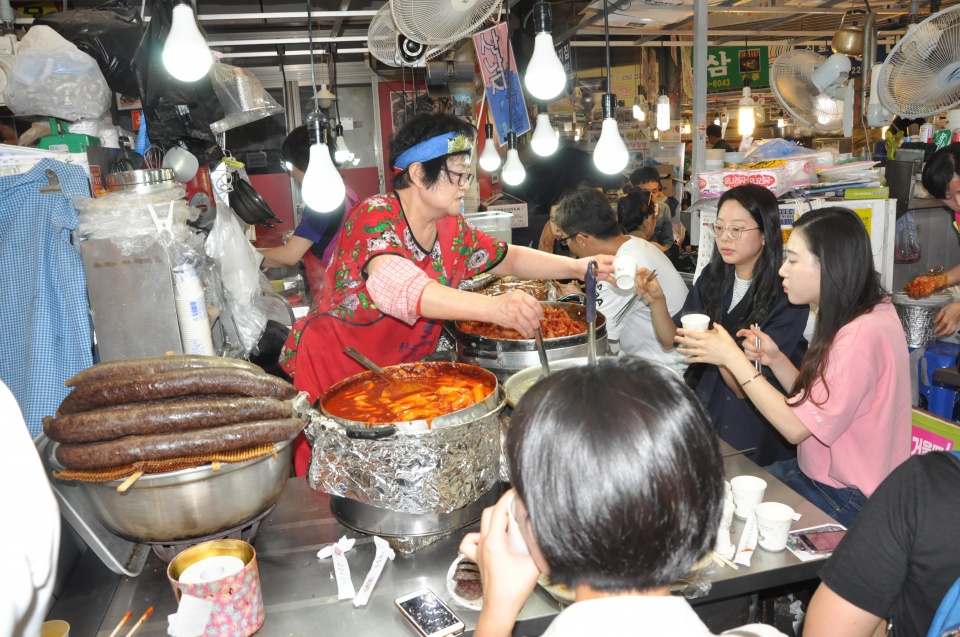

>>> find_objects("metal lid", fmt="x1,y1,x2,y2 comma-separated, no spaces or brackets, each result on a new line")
104,168,175,191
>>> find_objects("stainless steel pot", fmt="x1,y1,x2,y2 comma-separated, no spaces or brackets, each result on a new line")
451,302,608,381
318,360,500,438
46,439,293,543
503,356,614,408
307,392,506,516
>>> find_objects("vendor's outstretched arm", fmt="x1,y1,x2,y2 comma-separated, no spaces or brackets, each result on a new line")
489,245,615,283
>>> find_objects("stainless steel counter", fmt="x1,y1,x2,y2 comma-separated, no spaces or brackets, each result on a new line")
48,443,834,636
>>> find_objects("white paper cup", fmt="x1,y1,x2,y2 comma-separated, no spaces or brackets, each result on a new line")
175,295,215,355
730,475,767,519
680,313,711,332
506,492,530,555
755,502,795,552
613,255,639,290
41,620,70,637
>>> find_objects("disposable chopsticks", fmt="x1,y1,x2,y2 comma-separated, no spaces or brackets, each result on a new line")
106,611,132,637
123,607,154,637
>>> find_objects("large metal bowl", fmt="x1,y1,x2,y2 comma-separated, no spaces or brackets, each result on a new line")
452,301,607,381
46,439,293,543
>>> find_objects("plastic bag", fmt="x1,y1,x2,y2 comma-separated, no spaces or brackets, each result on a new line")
133,0,223,166
895,211,922,264
209,63,284,134
205,199,267,355
3,25,111,120
34,0,144,97
73,186,199,256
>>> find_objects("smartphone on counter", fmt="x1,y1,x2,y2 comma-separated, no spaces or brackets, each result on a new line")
795,529,847,555
395,588,465,637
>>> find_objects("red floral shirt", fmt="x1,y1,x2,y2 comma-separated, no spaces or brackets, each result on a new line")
318,193,507,324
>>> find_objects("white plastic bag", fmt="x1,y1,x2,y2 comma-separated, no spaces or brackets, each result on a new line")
205,199,267,355
3,25,111,120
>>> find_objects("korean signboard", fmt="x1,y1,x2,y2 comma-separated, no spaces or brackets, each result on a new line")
473,23,531,145
706,46,769,92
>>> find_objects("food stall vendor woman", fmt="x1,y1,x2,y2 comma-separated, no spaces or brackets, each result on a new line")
280,113,612,475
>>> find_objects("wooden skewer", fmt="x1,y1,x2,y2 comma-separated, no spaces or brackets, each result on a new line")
116,471,144,493
106,611,132,637
713,551,739,570
123,606,154,637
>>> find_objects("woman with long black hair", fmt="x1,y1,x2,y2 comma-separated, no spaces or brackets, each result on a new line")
677,207,911,526
636,184,809,466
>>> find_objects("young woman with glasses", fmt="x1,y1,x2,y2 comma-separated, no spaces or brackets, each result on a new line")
278,113,615,476
635,184,809,467
672,207,910,527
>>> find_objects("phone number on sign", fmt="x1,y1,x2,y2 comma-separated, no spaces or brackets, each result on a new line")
708,78,733,89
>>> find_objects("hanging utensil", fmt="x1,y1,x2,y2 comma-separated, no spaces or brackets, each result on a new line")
534,328,550,378
585,260,599,366
343,347,426,397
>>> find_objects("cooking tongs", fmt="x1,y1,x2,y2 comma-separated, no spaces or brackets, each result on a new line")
585,260,599,365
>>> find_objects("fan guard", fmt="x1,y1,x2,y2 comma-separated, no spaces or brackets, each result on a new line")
771,49,845,131
391,0,501,46
368,4,451,67
877,5,960,117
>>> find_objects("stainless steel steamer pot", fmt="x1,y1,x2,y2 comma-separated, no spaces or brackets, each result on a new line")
308,362,506,538
451,302,608,381
46,438,293,543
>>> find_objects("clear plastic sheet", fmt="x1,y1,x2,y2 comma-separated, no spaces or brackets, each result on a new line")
306,408,503,515
209,63,284,134
74,186,197,256
3,25,111,121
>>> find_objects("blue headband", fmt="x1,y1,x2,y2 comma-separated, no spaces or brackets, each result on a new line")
393,132,473,171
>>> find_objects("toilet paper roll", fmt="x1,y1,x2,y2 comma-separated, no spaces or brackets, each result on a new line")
179,555,245,584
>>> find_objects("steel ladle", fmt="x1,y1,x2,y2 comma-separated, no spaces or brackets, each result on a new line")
343,347,425,397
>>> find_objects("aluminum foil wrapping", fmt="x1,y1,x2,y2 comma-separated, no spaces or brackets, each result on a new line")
892,292,953,348
306,407,503,515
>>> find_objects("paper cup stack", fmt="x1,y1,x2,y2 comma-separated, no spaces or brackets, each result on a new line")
173,267,215,356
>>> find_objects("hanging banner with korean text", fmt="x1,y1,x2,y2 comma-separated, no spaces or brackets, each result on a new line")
706,46,770,92
473,23,531,146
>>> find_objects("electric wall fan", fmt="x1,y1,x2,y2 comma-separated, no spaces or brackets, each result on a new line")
368,3,451,67
0,34,18,107
391,0,501,46
877,4,960,117
771,49,853,135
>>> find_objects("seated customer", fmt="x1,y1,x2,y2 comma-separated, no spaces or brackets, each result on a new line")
460,358,786,637
555,188,688,369
628,166,675,251
675,207,910,526
707,123,734,152
804,451,960,637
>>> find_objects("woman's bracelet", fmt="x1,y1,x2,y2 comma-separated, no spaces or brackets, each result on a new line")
740,371,763,387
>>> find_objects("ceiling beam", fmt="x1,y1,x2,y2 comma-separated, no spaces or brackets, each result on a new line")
329,0,351,38
710,0,861,44
554,0,636,42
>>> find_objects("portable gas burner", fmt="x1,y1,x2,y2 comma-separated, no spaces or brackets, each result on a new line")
149,505,275,563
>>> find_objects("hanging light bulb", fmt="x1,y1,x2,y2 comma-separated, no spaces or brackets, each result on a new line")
682,120,691,135
656,86,670,132
478,123,502,172
593,94,628,175
162,2,212,83
334,124,352,163
531,112,559,156
713,110,721,126
776,109,786,128
524,1,566,101
632,85,646,121
653,128,659,140
738,86,755,136
501,132,525,185
301,115,345,212
316,84,336,110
